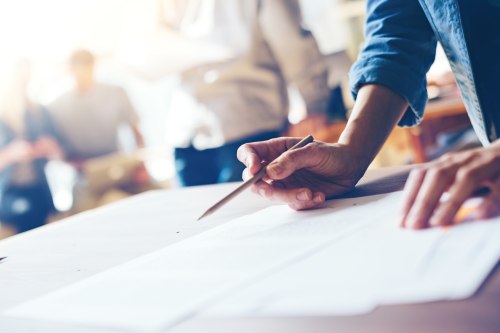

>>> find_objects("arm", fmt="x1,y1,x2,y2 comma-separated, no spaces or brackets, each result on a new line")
131,123,145,149
238,84,407,210
118,88,145,149
32,107,66,160
237,0,439,214
258,0,330,116
240,0,500,228
350,0,437,126
0,140,35,172
338,85,408,166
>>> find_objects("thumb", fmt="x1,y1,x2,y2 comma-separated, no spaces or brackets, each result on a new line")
266,143,318,180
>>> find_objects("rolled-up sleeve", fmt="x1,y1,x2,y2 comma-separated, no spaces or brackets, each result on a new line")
349,0,437,126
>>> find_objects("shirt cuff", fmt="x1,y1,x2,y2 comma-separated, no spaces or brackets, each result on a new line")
349,58,428,127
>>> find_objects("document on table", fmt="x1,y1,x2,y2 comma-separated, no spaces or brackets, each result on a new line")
5,192,500,332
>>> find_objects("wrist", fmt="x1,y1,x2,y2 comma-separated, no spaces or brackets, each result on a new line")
337,124,377,170
329,142,372,184
336,84,408,171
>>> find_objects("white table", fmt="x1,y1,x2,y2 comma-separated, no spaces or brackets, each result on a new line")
8,166,489,333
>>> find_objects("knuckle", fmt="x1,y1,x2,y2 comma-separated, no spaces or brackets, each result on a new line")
283,150,299,165
305,141,320,152
456,167,477,182
439,152,455,163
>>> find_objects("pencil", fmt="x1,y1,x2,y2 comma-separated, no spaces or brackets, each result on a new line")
197,135,314,220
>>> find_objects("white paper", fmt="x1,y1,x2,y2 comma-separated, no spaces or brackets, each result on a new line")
5,192,500,333
205,214,500,318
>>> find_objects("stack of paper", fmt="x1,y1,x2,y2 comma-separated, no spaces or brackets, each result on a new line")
5,192,500,332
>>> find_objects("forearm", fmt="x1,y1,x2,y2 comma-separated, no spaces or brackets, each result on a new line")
338,84,409,167
132,125,145,149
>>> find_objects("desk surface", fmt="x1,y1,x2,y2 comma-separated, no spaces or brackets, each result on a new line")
0,166,498,333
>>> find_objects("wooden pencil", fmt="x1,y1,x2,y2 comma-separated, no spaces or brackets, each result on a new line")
197,135,314,220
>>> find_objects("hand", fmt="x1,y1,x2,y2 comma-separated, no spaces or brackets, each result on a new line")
237,137,368,210
33,136,63,160
400,140,500,229
5,140,35,163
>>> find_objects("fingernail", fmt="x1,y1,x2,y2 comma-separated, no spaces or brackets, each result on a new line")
297,191,311,201
313,194,323,203
429,217,440,227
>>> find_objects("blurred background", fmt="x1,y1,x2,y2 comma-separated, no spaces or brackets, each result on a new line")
0,0,477,238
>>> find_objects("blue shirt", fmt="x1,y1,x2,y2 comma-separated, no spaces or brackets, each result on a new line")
350,0,500,146
0,108,63,193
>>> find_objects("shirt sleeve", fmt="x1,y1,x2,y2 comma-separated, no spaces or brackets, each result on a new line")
259,0,330,115
349,0,437,126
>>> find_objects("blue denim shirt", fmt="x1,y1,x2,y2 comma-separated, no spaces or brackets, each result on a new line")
350,0,500,146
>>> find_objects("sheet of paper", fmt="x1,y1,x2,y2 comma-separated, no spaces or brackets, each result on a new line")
5,192,500,333
204,211,500,317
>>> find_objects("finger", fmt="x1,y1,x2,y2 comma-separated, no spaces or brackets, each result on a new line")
237,145,264,175
253,181,325,210
477,177,500,219
237,138,301,175
429,166,485,227
404,165,457,229
242,168,252,181
399,168,426,228
265,142,321,180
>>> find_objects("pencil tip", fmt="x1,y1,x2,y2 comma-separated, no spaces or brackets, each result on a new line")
197,207,215,221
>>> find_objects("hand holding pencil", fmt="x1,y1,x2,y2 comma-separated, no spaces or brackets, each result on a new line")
198,135,316,220
237,136,365,211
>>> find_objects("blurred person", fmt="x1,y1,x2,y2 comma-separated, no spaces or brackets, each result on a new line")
164,0,347,186
49,49,144,166
0,59,64,234
49,50,150,212
238,0,500,229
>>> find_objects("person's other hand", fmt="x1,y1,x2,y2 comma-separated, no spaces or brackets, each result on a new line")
33,136,63,160
237,137,368,210
6,140,35,163
400,140,500,229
